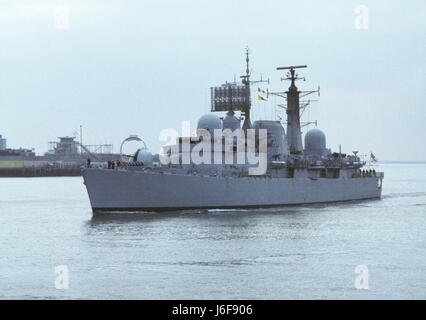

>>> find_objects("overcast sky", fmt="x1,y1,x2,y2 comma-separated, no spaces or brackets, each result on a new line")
0,0,425,160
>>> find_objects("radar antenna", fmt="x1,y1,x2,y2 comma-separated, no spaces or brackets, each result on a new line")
210,48,269,130
277,65,307,88
270,65,322,152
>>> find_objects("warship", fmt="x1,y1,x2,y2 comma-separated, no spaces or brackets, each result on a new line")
83,50,383,212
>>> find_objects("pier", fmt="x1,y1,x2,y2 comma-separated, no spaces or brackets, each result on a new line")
0,167,81,177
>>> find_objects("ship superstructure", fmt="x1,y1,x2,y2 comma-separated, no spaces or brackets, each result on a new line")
82,50,383,212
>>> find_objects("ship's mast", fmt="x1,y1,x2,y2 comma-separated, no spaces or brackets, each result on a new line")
241,47,252,130
276,65,307,154
210,48,268,127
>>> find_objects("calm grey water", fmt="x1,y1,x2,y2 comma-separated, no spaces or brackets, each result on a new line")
0,163,425,299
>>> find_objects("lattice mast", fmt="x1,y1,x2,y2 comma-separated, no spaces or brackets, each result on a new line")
240,47,252,130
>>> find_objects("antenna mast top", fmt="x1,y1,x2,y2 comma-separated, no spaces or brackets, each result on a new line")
277,65,307,88
276,65,307,70
246,47,250,77
241,47,252,130
241,46,251,85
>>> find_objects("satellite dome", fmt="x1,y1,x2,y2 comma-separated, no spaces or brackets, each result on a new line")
197,113,222,135
222,111,241,131
304,129,326,153
134,148,153,166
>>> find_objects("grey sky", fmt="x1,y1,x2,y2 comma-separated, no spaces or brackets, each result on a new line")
0,0,425,160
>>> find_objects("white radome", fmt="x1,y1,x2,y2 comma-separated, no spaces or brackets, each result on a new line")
304,128,326,154
135,149,153,166
197,113,223,135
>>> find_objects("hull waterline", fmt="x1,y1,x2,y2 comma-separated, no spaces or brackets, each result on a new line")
83,168,383,213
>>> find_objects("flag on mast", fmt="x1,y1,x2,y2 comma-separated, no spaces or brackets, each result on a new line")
257,87,268,101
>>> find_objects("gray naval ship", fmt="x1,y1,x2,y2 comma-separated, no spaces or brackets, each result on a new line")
83,51,384,212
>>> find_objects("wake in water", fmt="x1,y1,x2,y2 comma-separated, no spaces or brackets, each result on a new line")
383,192,426,199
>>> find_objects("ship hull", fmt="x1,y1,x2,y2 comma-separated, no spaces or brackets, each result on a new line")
82,169,383,212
